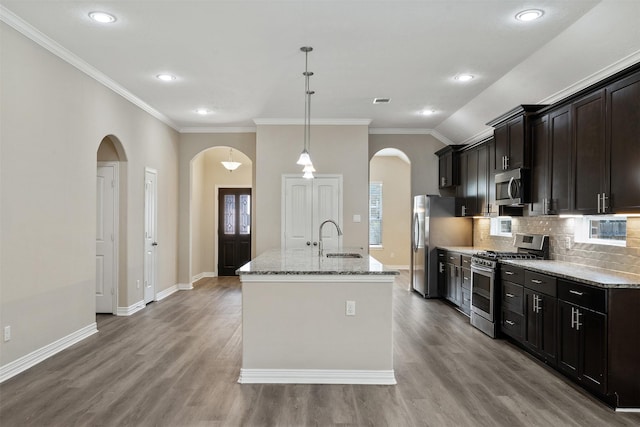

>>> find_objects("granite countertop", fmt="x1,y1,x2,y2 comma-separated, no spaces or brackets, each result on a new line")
236,247,400,275
437,246,487,256
500,259,640,289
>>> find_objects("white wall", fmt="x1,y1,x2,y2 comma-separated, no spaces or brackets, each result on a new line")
0,23,179,367
255,125,370,254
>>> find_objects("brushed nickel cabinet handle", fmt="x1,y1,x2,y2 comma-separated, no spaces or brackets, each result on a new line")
505,293,515,298
569,290,584,296
504,271,514,275
531,279,543,284
506,320,515,326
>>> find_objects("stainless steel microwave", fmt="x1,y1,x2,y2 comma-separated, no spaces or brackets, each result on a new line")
495,168,529,206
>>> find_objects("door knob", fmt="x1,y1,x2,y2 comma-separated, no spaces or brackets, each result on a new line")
313,242,318,246
152,242,158,246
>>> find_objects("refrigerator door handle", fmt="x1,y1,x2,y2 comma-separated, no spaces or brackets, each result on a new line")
412,213,420,252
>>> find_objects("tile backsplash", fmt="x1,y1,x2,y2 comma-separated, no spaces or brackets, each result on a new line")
473,217,640,276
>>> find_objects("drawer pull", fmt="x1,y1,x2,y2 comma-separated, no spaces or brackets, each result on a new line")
505,293,515,298
504,271,514,275
531,279,543,284
569,290,584,296
505,320,515,326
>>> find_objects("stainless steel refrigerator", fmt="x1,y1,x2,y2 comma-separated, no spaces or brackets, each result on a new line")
411,195,472,298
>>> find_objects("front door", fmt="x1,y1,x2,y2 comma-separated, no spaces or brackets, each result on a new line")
143,168,158,304
96,163,117,313
218,188,251,276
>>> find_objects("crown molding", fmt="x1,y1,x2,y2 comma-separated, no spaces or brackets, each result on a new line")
460,128,494,146
539,48,640,105
253,118,372,126
369,128,454,145
0,5,179,131
179,126,256,134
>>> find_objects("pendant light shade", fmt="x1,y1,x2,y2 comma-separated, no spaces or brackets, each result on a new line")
296,149,311,166
221,148,241,171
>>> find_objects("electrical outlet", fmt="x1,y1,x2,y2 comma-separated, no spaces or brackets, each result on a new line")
4,326,11,342
346,300,356,316
565,236,572,250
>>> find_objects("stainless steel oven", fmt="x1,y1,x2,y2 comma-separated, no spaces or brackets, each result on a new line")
470,258,497,337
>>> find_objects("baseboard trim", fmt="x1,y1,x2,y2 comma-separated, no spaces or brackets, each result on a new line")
156,285,178,301
116,300,145,316
237,368,396,385
191,272,217,282
178,283,193,291
0,323,98,383
615,408,640,413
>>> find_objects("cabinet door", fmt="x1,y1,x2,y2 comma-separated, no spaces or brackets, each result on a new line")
530,115,549,216
573,90,605,214
437,251,447,297
581,309,607,394
558,300,580,378
487,139,498,215
507,116,525,169
494,124,508,172
607,70,640,212
465,149,478,216
524,289,539,353
539,294,557,365
549,106,572,214
445,263,457,304
477,143,489,215
438,151,452,189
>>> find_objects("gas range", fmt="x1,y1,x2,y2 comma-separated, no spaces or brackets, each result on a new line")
471,251,541,268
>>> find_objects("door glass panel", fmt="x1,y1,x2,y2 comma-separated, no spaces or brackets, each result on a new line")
239,194,251,235
224,194,235,234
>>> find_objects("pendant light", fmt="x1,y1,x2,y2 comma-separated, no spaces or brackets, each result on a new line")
221,148,241,171
297,46,315,179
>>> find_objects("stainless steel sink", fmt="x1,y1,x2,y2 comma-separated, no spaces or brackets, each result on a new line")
326,252,363,258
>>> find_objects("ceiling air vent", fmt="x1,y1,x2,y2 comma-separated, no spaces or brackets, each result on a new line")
373,98,391,104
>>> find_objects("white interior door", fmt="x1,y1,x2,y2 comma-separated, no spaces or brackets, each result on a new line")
144,168,158,304
96,163,117,313
282,175,342,250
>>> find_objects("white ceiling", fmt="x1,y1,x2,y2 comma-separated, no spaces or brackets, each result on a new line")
3,1,637,144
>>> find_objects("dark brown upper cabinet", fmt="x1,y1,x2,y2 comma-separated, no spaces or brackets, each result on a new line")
606,70,640,213
530,106,572,216
457,148,478,216
572,90,606,215
436,145,464,189
487,105,547,172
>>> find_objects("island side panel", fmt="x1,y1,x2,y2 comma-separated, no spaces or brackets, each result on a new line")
241,277,393,372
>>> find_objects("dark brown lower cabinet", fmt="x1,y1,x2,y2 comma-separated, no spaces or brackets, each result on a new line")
557,300,607,395
524,289,557,365
445,262,461,306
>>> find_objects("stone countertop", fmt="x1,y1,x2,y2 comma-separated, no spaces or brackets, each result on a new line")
437,246,487,256
500,259,640,289
236,248,400,276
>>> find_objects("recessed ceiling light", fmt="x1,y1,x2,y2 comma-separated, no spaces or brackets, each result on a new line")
88,11,117,24
195,108,211,115
420,109,436,116
454,74,474,82
516,9,544,22
156,73,176,82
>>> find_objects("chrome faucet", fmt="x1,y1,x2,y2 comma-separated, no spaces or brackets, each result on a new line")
318,219,343,256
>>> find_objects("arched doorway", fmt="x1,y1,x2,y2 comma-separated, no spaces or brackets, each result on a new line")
96,135,127,314
369,148,411,269
190,146,252,282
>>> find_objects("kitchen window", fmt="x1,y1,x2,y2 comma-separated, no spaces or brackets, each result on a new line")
369,182,382,246
574,216,627,247
490,217,512,237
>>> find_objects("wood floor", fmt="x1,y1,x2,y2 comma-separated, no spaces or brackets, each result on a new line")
1,271,639,426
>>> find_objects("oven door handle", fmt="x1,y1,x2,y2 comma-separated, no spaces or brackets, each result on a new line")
471,264,495,274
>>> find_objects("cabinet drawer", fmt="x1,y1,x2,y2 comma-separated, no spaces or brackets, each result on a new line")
461,268,471,290
461,255,472,269
501,265,524,284
525,271,557,297
447,253,462,266
501,310,524,341
502,281,524,315
558,280,606,313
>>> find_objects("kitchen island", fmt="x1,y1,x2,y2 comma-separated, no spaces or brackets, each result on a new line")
236,248,399,385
